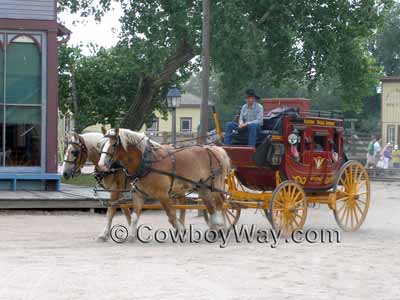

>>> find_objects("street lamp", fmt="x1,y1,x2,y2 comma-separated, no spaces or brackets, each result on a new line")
167,86,182,146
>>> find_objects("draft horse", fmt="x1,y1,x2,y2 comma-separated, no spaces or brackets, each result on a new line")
62,132,132,241
98,128,231,239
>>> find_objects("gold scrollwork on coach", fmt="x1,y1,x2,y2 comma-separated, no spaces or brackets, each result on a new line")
310,176,323,182
293,176,307,185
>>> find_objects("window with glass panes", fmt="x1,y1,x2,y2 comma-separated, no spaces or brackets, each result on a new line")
0,33,42,167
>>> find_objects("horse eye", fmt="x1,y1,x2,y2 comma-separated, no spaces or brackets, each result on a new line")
71,150,80,156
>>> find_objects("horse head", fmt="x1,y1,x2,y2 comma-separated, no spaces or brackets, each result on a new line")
99,128,157,174
62,132,88,179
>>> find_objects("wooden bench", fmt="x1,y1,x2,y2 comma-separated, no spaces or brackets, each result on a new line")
0,173,61,191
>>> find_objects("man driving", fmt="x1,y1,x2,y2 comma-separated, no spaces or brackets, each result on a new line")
224,89,264,146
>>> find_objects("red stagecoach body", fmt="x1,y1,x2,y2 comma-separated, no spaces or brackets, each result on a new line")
223,98,344,191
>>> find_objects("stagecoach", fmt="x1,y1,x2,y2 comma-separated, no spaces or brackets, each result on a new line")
89,98,370,237
215,98,370,234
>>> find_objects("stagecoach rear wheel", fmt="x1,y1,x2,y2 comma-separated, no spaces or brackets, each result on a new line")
203,203,241,229
333,160,370,232
268,181,307,236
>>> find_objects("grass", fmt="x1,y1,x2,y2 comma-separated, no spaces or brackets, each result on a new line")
61,174,97,187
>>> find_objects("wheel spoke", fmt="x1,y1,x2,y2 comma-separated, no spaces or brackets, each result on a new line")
294,212,304,220
336,196,349,202
344,168,351,188
352,206,359,225
349,166,353,188
336,202,346,214
226,209,235,218
355,198,367,205
289,213,300,228
345,205,351,227
353,200,363,214
339,205,348,224
350,204,354,228
355,191,368,196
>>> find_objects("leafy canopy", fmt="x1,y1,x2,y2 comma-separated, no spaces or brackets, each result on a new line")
58,0,392,130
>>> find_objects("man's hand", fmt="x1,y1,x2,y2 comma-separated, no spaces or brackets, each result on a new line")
239,122,247,128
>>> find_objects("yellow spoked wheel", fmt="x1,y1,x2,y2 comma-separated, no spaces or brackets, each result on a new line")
333,160,370,231
203,203,242,229
269,181,307,235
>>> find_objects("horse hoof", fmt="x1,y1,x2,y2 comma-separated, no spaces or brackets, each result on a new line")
96,235,108,242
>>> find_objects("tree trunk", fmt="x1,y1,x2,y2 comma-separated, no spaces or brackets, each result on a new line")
71,68,80,132
120,40,195,130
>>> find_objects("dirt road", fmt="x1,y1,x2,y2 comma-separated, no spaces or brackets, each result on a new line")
0,182,399,300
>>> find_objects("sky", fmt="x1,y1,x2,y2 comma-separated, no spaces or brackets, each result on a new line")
58,2,123,54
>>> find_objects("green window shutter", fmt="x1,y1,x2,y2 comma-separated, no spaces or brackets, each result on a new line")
5,40,41,104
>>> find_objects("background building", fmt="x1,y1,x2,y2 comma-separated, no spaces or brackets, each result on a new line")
146,93,202,134
380,77,400,146
0,0,69,190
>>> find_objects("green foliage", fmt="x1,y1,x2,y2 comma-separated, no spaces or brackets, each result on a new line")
374,2,400,75
61,174,97,186
58,0,392,131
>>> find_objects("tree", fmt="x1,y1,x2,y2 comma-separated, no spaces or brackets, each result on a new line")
59,0,392,130
373,2,400,75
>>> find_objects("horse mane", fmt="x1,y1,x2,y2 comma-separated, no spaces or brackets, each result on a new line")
112,128,162,154
80,132,104,153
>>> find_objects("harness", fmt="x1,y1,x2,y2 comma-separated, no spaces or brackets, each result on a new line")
122,142,226,198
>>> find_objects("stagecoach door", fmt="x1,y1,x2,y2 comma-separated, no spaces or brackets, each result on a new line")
303,128,335,184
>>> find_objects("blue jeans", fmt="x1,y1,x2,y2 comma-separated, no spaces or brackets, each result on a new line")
224,122,260,146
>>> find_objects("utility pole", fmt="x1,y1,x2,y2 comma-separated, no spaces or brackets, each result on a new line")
198,0,211,217
200,0,211,145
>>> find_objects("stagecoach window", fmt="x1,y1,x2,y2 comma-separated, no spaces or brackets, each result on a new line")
313,135,327,152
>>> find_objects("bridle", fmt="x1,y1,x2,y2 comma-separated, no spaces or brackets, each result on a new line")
64,141,87,176
100,135,121,168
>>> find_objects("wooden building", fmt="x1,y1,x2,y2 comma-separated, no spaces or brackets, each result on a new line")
0,0,70,190
380,77,400,146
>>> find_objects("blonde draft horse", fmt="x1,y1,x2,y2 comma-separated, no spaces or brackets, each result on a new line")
98,128,231,239
62,132,132,242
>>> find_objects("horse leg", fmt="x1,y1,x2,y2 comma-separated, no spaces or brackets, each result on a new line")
199,187,224,229
160,198,185,232
121,206,132,226
97,191,120,242
127,193,144,242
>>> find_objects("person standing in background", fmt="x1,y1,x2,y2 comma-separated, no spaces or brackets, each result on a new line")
374,137,382,167
392,145,400,168
382,142,393,169
366,136,376,168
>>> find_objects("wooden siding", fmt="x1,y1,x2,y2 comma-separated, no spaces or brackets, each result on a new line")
0,0,55,21
381,81,400,145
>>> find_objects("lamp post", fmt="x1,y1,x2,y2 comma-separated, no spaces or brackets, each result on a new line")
167,86,182,146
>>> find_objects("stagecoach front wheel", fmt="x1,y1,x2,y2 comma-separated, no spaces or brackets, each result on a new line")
269,181,307,236
333,160,370,231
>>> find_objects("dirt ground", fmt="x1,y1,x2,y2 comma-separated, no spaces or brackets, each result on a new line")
0,181,400,300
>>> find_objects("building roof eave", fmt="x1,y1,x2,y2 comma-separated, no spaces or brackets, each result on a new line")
380,76,400,83
57,23,71,44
